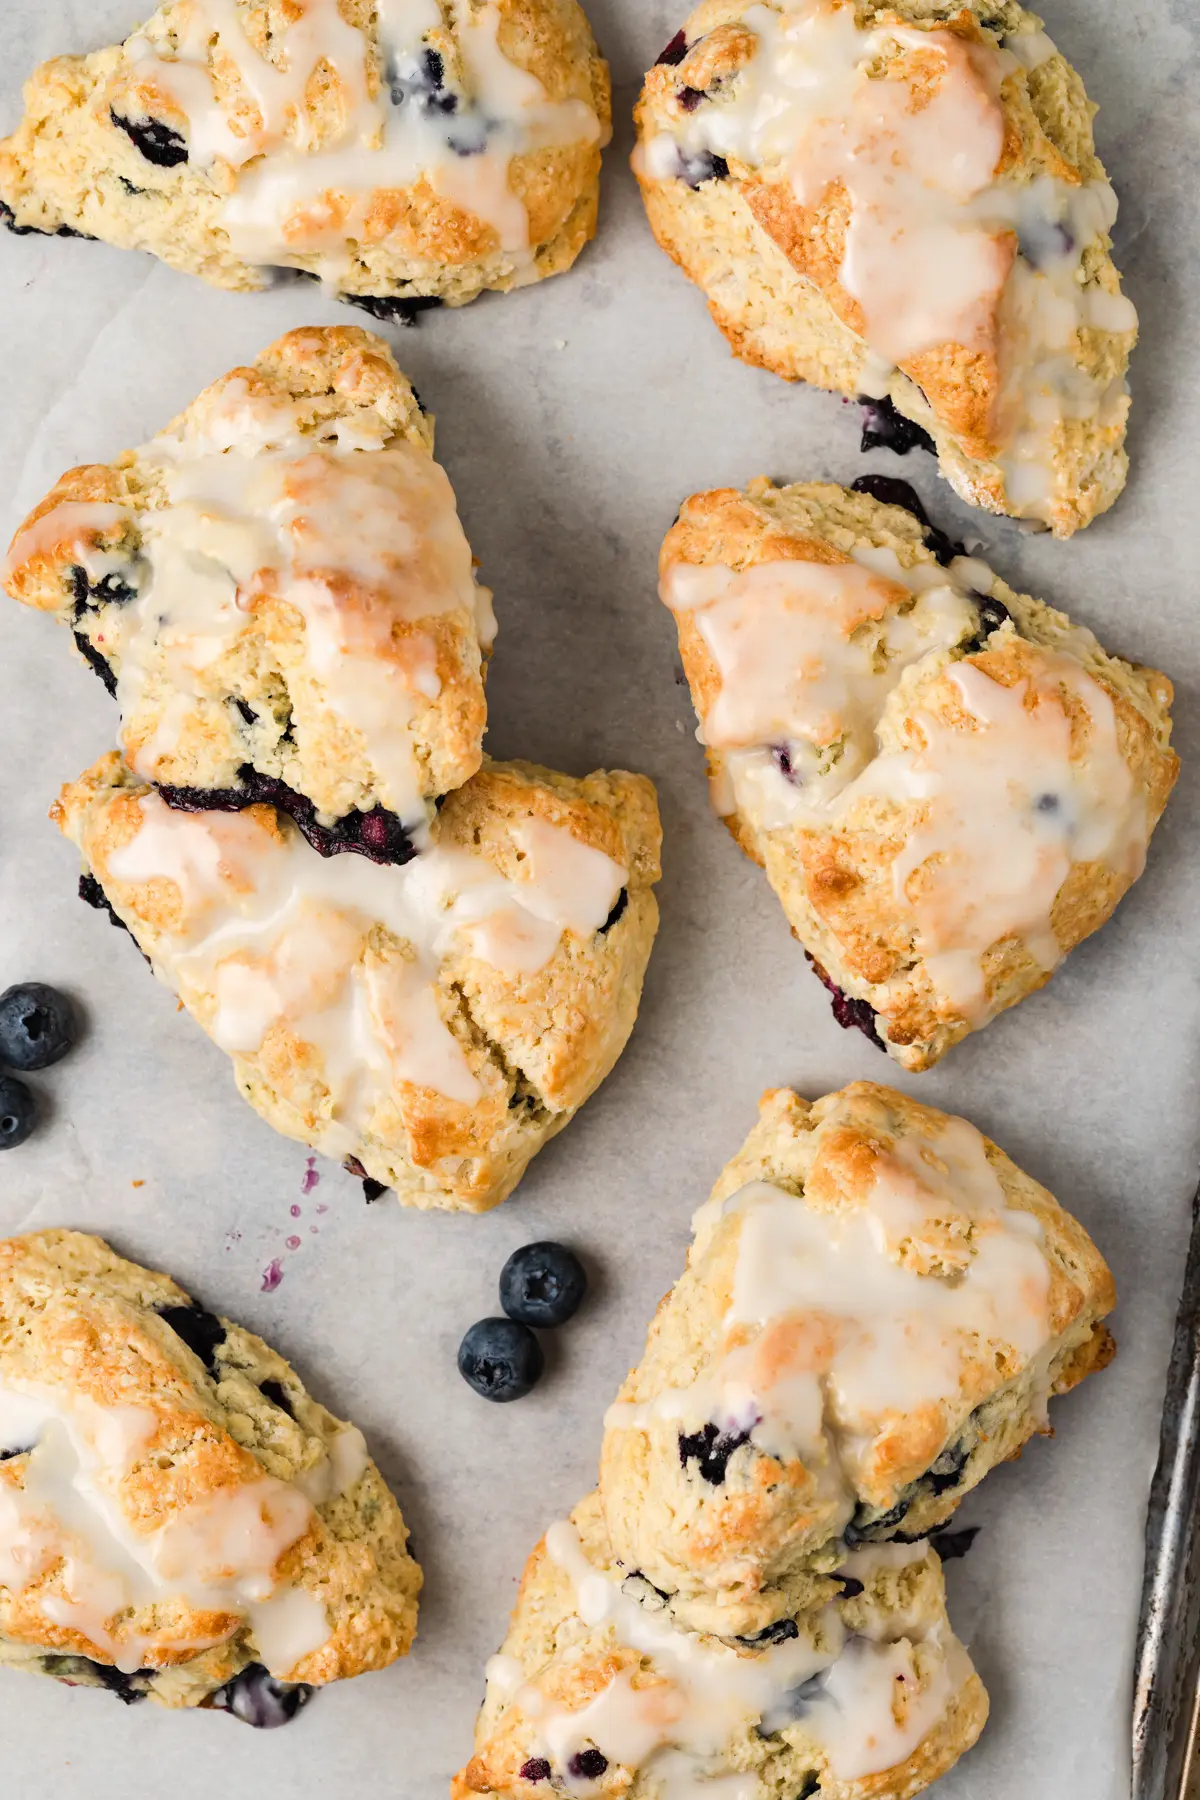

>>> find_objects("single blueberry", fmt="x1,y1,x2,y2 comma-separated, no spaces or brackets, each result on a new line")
0,1077,36,1150
678,86,705,110
259,1379,295,1418
110,110,188,167
79,873,131,937
211,1663,314,1727
499,1242,587,1329
771,744,799,785
858,394,935,457
656,30,689,65
599,888,629,934
0,984,76,1071
1036,792,1060,812
928,1524,980,1562
837,1575,865,1598
966,592,1013,650
519,1761,552,1785
567,1750,608,1780
804,954,885,1053
158,1304,227,1376
458,1317,544,1402
678,1420,753,1485
343,292,444,327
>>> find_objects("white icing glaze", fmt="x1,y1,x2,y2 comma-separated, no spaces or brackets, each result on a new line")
608,1106,1050,1511
0,1378,327,1675
74,399,490,822
102,786,625,1132
128,0,603,279
490,1520,967,1795
850,651,1147,1017
661,549,976,822
652,1,1137,520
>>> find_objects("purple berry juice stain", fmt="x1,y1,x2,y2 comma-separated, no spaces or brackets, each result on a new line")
290,1204,301,1218
301,1157,320,1195
286,1235,301,1251
261,1259,284,1293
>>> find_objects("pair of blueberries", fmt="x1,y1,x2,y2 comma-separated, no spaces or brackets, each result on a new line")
0,984,77,1150
458,1243,587,1401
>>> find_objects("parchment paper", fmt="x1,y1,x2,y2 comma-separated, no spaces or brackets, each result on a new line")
1,2,1198,1794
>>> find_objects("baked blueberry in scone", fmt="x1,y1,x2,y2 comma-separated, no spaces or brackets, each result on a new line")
660,478,1178,1071
635,1,1138,535
452,1489,987,1798
0,0,610,309
4,326,493,856
0,1229,420,1718
52,751,662,1214
599,1084,1115,1638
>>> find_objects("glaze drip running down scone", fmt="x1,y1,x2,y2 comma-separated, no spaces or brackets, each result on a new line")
0,1230,420,1718
0,0,610,308
453,1490,987,1799
660,477,1178,1069
635,0,1137,534
599,1083,1114,1638
53,751,661,1212
4,327,493,848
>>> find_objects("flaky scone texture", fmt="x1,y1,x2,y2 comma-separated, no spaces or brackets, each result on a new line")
453,1490,987,1799
4,326,491,830
636,1,1136,535
0,0,611,308
599,1084,1115,1636
0,1229,420,1712
53,750,661,1214
661,477,1178,1071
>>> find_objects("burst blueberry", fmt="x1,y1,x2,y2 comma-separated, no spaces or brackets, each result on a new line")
458,1317,544,1402
499,1242,587,1328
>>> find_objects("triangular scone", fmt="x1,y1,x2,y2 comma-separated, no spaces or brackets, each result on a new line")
0,1229,420,1720
452,1490,987,1799
5,326,494,856
0,0,610,310
600,1084,1115,1637
635,1,1137,536
660,477,1178,1070
54,751,661,1213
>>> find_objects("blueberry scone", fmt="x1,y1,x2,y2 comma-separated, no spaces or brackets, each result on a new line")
5,326,493,859
660,476,1178,1070
0,0,610,312
53,750,661,1213
452,1489,987,1798
635,1,1138,535
600,1083,1115,1637
0,1229,420,1721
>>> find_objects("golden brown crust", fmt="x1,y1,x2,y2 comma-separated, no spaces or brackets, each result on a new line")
599,1082,1116,1635
660,477,1178,1070
0,0,611,305
0,1229,420,1707
52,750,661,1214
635,0,1136,535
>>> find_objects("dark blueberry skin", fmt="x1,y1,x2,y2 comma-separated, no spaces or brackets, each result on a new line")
519,1760,552,1785
567,1749,609,1780
845,1437,972,1544
678,1420,753,1485
40,1655,149,1703
259,1379,295,1417
82,1660,147,1704
676,147,729,189
110,110,188,167
0,199,91,239
210,1663,314,1727
927,1524,980,1562
848,474,965,565
656,30,690,65
678,86,706,111
458,1317,544,1402
73,630,118,695
159,769,419,866
836,1574,865,1598
0,1442,34,1462
0,983,76,1071
343,293,445,327
858,394,935,457
500,1242,587,1329
158,1304,228,1377
0,1077,37,1150
924,1438,971,1497
344,1154,389,1201
599,887,629,933
804,953,885,1053
737,1617,800,1647
79,873,133,939
965,592,1013,652
70,564,137,617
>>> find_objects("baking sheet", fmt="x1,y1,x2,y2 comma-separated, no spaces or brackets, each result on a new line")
1,1,1198,1794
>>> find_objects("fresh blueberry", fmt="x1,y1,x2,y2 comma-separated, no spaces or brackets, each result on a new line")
0,1077,36,1149
210,1663,313,1727
458,1317,544,1402
0,983,77,1071
499,1242,587,1328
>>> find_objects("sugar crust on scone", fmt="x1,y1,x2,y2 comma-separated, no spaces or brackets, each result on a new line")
4,326,493,834
53,750,661,1214
453,1488,987,1799
0,0,611,309
635,0,1137,536
660,476,1178,1070
0,1229,420,1713
599,1083,1115,1636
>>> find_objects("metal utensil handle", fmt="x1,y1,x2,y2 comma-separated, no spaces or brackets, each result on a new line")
1134,1177,1200,1800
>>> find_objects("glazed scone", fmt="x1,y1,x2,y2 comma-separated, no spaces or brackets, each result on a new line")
635,1,1138,535
0,1229,420,1721
54,750,661,1214
599,1084,1115,1637
0,0,611,311
5,326,493,852
452,1489,987,1799
660,477,1178,1071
